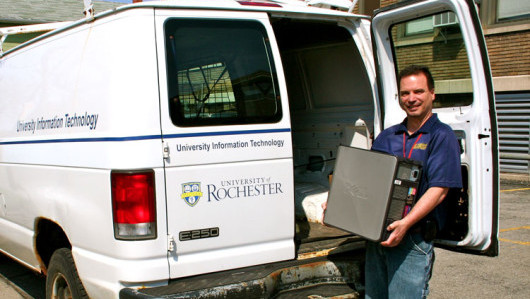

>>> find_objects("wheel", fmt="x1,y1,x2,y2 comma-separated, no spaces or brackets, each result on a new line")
46,248,88,299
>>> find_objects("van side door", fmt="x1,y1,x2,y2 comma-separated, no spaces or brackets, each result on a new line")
154,9,295,279
372,0,499,255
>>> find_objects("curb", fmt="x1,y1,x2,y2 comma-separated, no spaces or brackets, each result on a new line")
500,172,530,187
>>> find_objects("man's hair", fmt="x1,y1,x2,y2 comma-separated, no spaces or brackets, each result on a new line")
398,65,434,91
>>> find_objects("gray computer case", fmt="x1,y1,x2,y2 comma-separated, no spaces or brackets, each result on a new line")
324,146,421,242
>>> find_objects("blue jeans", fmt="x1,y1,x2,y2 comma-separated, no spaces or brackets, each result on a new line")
365,233,435,299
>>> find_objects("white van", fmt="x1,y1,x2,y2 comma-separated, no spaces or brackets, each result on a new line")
0,0,498,298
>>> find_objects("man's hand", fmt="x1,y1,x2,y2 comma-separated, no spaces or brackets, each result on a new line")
380,219,411,247
381,186,449,247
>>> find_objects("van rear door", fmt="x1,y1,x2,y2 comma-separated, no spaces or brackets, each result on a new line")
372,0,498,255
154,9,295,279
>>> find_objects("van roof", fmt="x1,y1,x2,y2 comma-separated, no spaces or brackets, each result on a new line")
1,0,368,57
115,0,367,18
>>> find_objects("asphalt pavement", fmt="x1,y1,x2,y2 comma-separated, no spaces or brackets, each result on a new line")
0,271,27,299
1,174,528,298
429,178,530,298
0,252,40,298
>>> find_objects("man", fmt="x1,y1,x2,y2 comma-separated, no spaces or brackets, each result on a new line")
365,65,462,298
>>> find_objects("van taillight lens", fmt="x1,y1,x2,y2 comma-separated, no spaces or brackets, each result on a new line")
111,171,156,240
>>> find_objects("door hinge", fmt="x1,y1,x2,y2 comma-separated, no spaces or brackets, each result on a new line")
163,142,170,160
168,234,176,252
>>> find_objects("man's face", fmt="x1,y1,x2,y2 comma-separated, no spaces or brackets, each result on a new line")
399,73,435,120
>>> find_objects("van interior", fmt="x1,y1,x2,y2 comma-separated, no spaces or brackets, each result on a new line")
270,18,469,244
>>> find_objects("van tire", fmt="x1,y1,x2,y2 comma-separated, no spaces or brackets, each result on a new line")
46,248,88,299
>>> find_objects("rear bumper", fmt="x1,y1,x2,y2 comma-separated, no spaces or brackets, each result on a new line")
120,238,365,298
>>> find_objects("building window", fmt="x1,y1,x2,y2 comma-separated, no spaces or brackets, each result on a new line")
480,0,530,28
404,16,434,35
497,0,530,22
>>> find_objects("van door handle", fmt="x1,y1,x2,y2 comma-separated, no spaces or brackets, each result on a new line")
478,134,489,139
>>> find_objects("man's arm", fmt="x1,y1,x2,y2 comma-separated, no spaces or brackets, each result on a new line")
381,186,448,247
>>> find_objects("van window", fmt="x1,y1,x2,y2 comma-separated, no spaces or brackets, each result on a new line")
165,19,281,127
273,21,373,112
390,12,473,108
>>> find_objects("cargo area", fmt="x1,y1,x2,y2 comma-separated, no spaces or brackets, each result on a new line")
271,17,469,243
271,18,375,227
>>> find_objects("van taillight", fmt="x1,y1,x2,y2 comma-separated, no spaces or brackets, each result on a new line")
111,171,156,240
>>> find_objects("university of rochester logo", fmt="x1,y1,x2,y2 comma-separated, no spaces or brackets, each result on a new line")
181,182,203,207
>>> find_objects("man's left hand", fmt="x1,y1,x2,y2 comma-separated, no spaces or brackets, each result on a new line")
380,219,410,247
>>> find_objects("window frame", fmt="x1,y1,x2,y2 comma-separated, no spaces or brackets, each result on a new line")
479,0,530,31
389,11,474,108
164,18,283,127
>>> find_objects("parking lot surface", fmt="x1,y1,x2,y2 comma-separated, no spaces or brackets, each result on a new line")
430,183,530,298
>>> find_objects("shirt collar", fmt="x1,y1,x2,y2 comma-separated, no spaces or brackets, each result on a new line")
396,113,439,136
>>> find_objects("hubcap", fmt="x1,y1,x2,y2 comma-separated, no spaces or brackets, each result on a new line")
51,273,73,299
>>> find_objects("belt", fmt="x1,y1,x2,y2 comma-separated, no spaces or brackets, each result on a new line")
410,226,422,234
409,220,437,242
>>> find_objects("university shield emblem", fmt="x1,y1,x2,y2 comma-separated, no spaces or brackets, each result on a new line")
181,182,203,207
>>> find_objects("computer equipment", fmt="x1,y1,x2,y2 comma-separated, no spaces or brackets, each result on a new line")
324,146,422,242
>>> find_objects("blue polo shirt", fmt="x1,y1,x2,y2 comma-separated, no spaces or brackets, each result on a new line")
371,113,462,230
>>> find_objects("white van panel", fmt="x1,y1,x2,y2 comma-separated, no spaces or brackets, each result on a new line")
155,9,295,279
166,159,295,277
0,8,171,298
0,165,170,296
0,8,163,169
0,218,38,270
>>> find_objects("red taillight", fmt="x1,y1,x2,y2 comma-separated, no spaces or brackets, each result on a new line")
111,171,156,240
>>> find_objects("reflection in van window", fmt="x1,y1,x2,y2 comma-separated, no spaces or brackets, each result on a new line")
165,19,281,127
391,11,472,108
